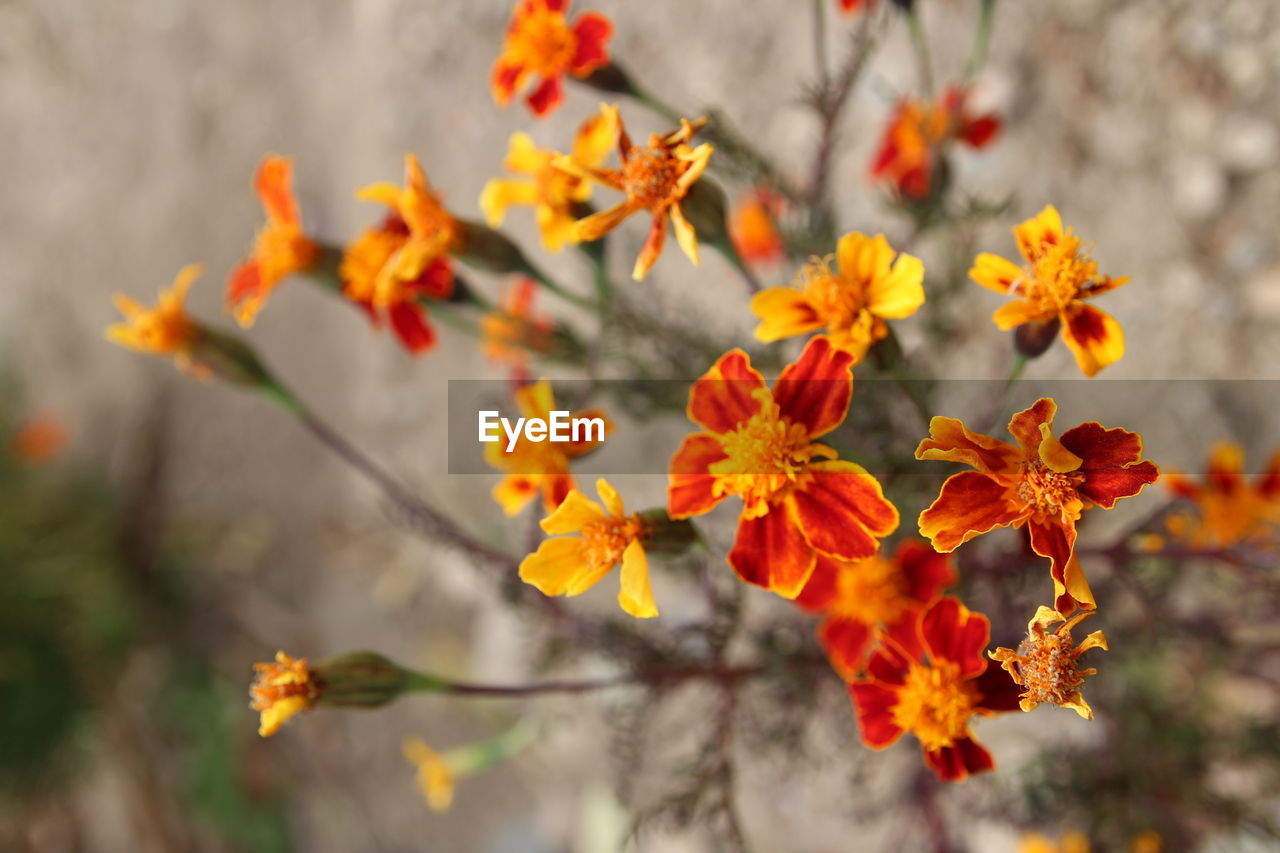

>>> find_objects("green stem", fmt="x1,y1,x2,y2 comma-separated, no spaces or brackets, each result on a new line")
905,5,935,97
964,0,998,84
524,260,597,311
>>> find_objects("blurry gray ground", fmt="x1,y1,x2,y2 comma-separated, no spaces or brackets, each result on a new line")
1,0,1278,850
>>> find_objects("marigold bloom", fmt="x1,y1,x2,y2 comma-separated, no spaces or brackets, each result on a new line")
990,605,1107,719
226,156,319,327
668,335,899,598
796,540,955,679
481,111,617,252
1164,442,1280,547
751,232,924,360
916,398,1159,613
558,105,714,281
729,190,785,266
487,380,611,516
849,596,1021,781
250,651,319,737
870,86,1000,199
341,155,459,353
403,737,458,812
107,264,211,378
482,278,554,384
520,478,656,617
491,0,613,117
9,414,69,464
971,205,1129,376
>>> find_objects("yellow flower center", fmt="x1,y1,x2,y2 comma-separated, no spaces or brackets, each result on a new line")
800,257,872,331
621,140,684,208
507,8,578,76
1014,631,1085,709
1018,461,1085,523
1015,235,1098,313
257,222,318,285
830,555,911,625
708,393,817,516
891,660,978,752
579,514,645,569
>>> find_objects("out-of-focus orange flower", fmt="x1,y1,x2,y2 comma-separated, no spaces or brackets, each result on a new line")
107,265,211,378
486,380,611,516
341,155,458,354
990,605,1107,719
520,478,656,617
751,232,924,361
916,398,1158,613
1164,442,1280,547
482,278,554,384
491,0,613,118
667,335,899,598
971,205,1129,376
1019,834,1092,853
402,737,459,812
849,596,1021,782
795,540,954,679
557,105,713,280
480,110,618,252
870,86,1000,199
250,651,318,737
226,156,319,327
838,0,876,13
729,190,786,266
9,414,69,464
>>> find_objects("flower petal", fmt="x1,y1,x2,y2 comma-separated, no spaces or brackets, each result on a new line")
794,553,843,613
1025,520,1085,612
1059,421,1159,507
1061,303,1124,377
667,433,730,519
820,618,874,679
595,478,625,518
969,252,1026,294
867,250,925,320
539,488,607,535
772,335,855,438
974,664,1023,713
669,202,700,266
792,461,899,560
1007,397,1058,455
569,12,613,74
924,736,994,782
920,596,989,678
1050,551,1095,614
388,302,436,354
750,287,823,343
849,682,905,749
993,299,1052,330
915,416,1022,475
836,232,894,284
918,471,1024,553
727,503,817,599
896,540,956,603
687,349,765,434
526,74,565,118
1013,205,1064,263
255,156,299,224
519,537,589,597
618,539,657,618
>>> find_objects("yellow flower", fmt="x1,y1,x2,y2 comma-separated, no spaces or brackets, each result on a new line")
402,737,458,812
971,205,1129,376
1019,833,1091,853
480,110,618,252
990,605,1107,719
557,104,713,280
520,478,657,617
249,651,318,737
107,264,210,378
751,232,924,361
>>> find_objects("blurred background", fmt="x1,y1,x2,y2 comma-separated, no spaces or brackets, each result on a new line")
1,0,1278,850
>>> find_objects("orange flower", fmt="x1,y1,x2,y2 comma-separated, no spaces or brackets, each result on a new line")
9,414,69,464
486,380,611,516
482,278,554,384
838,0,876,12
491,0,613,117
971,205,1129,376
226,156,319,327
870,86,1000,199
916,398,1159,613
520,478,656,617
558,105,714,281
1164,443,1280,547
250,651,318,737
667,335,899,598
849,596,1021,782
107,264,210,378
729,190,785,266
341,155,458,354
795,540,955,679
750,231,924,360
990,605,1107,718
481,110,618,252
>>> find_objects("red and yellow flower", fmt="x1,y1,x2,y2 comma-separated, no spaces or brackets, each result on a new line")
491,0,613,118
482,278,554,384
480,110,618,252
341,155,459,354
107,264,211,378
870,86,1000,199
795,540,955,679
487,380,611,516
971,205,1129,376
558,105,714,281
250,651,319,737
849,596,1022,781
916,398,1159,613
1164,442,1280,547
520,478,656,617
225,155,319,327
990,605,1107,719
750,231,924,361
668,335,899,598
729,189,786,266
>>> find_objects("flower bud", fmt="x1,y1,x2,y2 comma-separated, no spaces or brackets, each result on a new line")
1014,317,1062,360
455,219,540,276
311,650,414,708
638,509,700,555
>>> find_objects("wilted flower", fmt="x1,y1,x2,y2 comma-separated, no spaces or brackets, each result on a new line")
250,652,319,737
971,205,1129,376
491,0,613,117
916,397,1158,612
990,605,1107,718
1165,442,1280,547
668,336,899,598
226,155,319,327
870,86,1000,199
751,231,924,361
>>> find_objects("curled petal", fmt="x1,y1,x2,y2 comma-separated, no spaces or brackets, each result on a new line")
918,471,1024,553
727,503,817,599
1061,303,1125,377
1013,205,1065,263
1059,421,1159,507
915,416,1022,476
1008,397,1058,455
1051,551,1095,614
667,433,730,519
773,335,855,438
539,489,606,535
1026,521,1085,612
632,209,667,281
687,349,765,434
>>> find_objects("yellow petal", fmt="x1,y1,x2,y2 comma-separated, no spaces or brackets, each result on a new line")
970,252,1026,294
493,474,539,516
867,251,925,319
836,232,894,285
669,202,700,266
519,537,589,597
574,201,633,243
1038,423,1084,473
992,299,1051,330
617,539,657,618
1078,629,1108,653
479,178,539,227
1014,204,1065,261
750,287,822,343
595,478,625,518
1054,554,1096,611
505,132,548,175
540,489,607,534
1061,303,1125,377
516,379,555,420
570,109,619,167
356,181,404,207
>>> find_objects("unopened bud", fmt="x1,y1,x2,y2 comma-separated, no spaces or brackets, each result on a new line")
1014,317,1062,360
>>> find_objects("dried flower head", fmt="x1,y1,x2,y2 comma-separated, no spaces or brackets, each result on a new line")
990,605,1108,719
